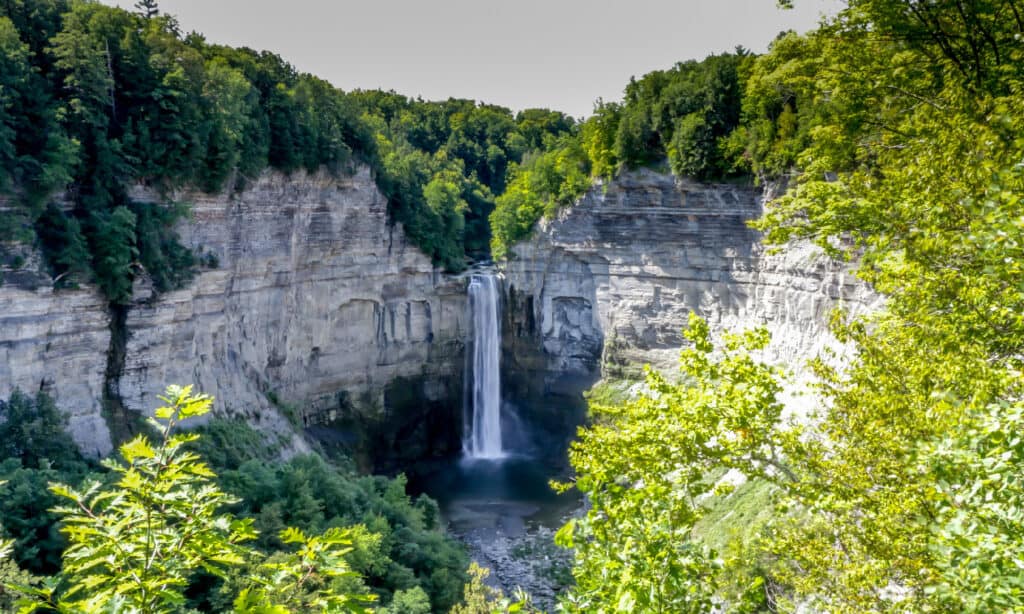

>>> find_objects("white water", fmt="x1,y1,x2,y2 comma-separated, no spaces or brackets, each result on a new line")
465,273,504,459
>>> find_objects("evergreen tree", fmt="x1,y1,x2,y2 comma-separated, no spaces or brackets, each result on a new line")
133,0,158,19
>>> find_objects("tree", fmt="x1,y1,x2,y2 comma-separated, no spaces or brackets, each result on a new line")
489,136,590,259
134,0,159,19
0,16,29,192
8,385,376,613
0,390,83,470
0,501,41,612
580,101,619,180
382,586,430,614
448,563,537,614
558,0,1024,610
556,316,789,613
87,206,138,304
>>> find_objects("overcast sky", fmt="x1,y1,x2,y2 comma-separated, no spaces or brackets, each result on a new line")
103,0,841,119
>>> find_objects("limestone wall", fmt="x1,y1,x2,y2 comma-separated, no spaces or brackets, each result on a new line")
502,169,879,397
0,167,468,462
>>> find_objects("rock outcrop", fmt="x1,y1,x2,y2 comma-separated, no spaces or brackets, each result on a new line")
0,167,468,464
502,169,879,404
0,270,114,457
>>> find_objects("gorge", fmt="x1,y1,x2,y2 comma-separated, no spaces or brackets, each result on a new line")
0,166,875,469
0,0,1017,609
1,164,876,603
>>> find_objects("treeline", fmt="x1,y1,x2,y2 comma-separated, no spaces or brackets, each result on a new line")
0,0,833,288
0,0,574,299
347,92,572,265
0,0,375,301
489,47,801,257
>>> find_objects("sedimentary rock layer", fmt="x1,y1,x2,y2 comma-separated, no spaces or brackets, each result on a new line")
503,169,879,394
0,167,467,461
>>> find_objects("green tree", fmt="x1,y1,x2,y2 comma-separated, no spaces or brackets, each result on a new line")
556,316,788,613
0,495,42,612
0,390,83,470
0,391,91,576
134,0,159,19
489,136,590,259
87,206,138,304
448,563,536,614
0,16,29,192
559,0,1024,611
383,586,431,614
9,385,375,613
667,112,713,178
580,101,619,180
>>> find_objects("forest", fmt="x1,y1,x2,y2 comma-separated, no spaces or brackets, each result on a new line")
1,0,1023,611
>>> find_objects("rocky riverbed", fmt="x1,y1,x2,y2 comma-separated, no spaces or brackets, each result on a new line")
408,456,580,609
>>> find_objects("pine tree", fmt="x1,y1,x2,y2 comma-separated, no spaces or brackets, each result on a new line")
133,0,158,19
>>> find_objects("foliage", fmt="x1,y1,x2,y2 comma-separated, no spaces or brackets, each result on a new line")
350,91,574,264
559,0,1024,611
746,0,1024,608
579,101,619,180
213,455,469,612
0,481,43,611
2,2,584,292
724,31,822,178
0,388,466,612
3,384,377,613
489,51,755,259
186,417,281,469
233,526,376,614
0,551,38,613
922,400,1024,611
382,586,431,614
556,315,789,613
0,389,87,471
0,0,374,299
610,52,751,180
489,136,590,259
448,563,537,614
0,390,93,575
0,0,785,274
582,378,638,408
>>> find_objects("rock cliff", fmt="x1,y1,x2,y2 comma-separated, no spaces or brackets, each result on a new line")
1,166,879,464
0,167,468,464
0,259,113,458
502,169,879,409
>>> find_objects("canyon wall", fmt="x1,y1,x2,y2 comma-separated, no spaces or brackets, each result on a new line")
1,165,879,464
502,169,880,410
0,256,114,458
0,167,468,464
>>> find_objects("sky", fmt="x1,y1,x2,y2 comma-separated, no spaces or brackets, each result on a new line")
104,0,842,119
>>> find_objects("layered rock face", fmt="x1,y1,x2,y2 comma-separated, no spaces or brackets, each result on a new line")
502,169,879,405
0,167,467,464
0,270,113,457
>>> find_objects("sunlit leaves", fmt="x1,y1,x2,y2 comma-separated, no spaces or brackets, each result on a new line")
5,384,375,614
558,315,788,613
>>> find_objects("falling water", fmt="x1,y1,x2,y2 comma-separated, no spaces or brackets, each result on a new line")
464,273,504,459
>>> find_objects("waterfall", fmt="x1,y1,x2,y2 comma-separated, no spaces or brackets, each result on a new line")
464,273,504,459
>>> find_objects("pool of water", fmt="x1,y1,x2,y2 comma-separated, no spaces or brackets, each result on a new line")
408,454,581,537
